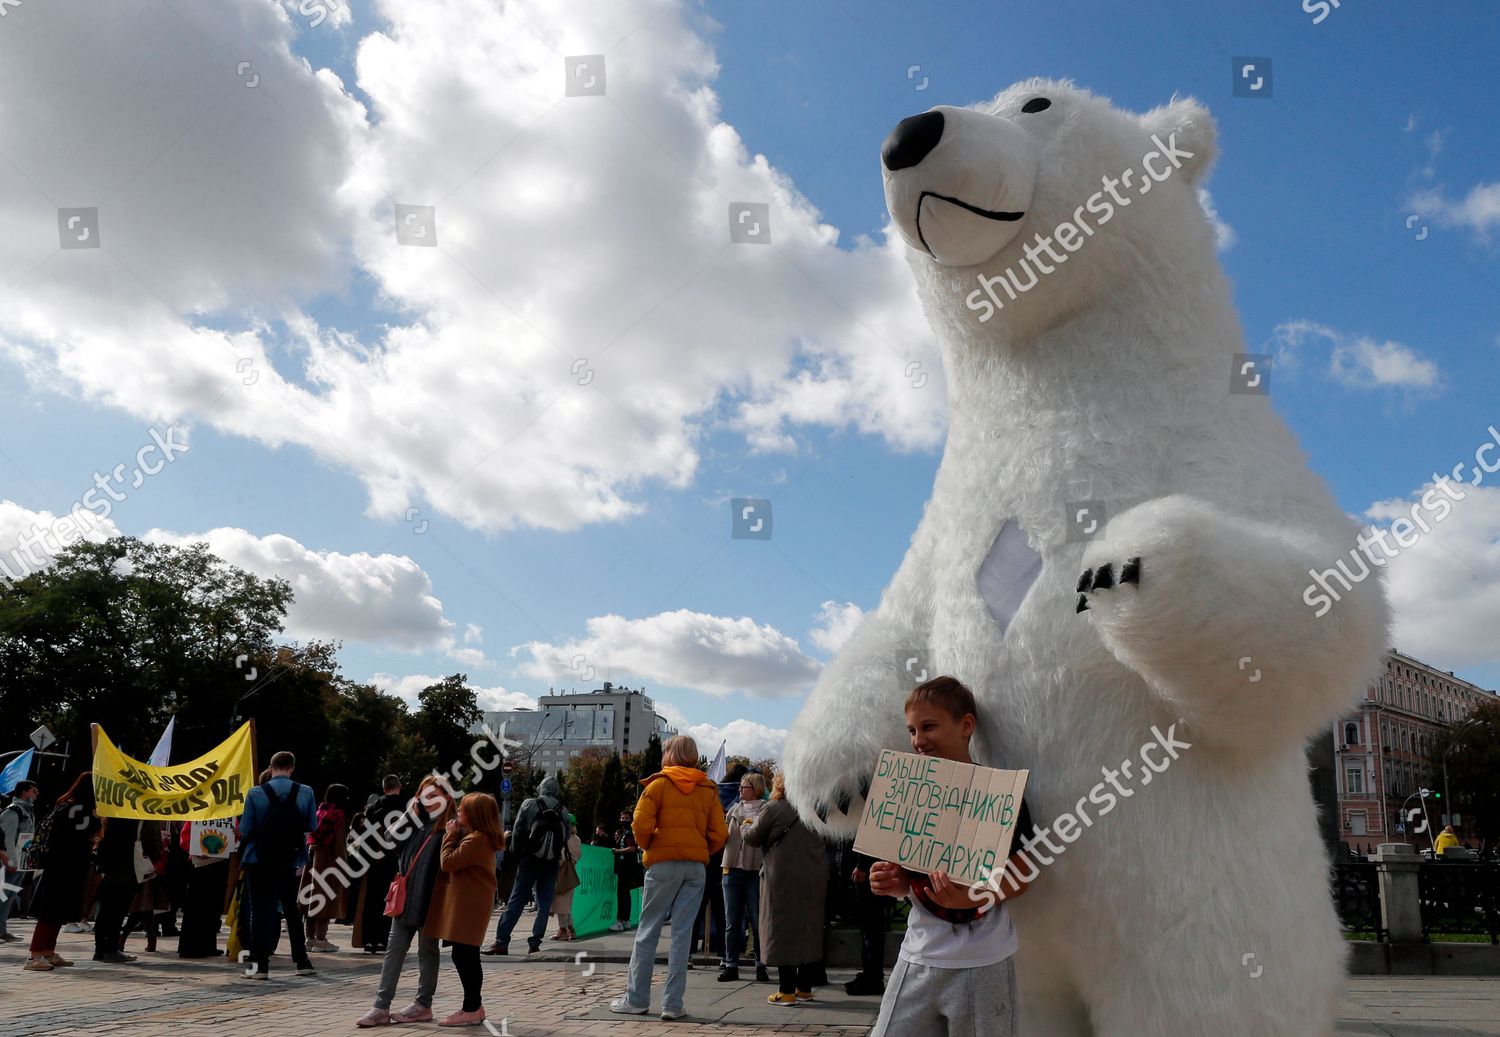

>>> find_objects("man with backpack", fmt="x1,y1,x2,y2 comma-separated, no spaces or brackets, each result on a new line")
0,781,39,943
483,775,569,955
238,750,318,979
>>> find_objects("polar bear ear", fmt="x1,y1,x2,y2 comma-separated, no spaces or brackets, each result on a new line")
1140,96,1217,183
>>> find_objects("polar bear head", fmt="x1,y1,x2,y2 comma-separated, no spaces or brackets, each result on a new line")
882,79,1219,333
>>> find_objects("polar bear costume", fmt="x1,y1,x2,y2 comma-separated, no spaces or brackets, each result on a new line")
782,80,1387,1036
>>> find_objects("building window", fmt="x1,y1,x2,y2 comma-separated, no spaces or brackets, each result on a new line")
1345,767,1364,795
1343,722,1359,746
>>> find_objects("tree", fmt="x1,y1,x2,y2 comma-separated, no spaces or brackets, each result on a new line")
642,733,662,777
1435,698,1500,850
322,680,417,802
595,752,628,834
559,748,611,838
0,537,290,782
414,674,483,775
749,757,779,783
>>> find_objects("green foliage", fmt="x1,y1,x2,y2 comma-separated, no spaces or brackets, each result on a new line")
414,674,483,775
594,752,628,834
0,537,290,775
1435,699,1500,842
642,733,662,777
558,748,611,838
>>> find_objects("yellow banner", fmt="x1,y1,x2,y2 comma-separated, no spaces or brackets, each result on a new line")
92,723,254,821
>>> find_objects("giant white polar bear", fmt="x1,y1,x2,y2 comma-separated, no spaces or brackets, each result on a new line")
782,79,1388,1036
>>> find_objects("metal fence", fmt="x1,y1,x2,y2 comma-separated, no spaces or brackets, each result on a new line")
1418,861,1500,944
1332,859,1384,940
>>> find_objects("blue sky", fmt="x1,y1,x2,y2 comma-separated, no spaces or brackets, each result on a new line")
0,0,1496,758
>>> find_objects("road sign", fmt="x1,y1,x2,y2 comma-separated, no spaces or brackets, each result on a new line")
502,759,515,775
29,726,55,751
501,778,512,796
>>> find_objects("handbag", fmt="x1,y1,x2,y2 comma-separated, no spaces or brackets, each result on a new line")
384,828,436,918
133,842,156,883
555,844,580,895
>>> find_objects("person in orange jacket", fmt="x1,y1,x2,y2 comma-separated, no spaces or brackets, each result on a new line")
609,735,728,1022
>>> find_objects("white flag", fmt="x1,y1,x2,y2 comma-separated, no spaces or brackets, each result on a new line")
707,740,727,783
148,717,176,768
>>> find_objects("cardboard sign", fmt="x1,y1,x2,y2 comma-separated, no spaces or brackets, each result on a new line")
189,819,238,859
854,750,1028,886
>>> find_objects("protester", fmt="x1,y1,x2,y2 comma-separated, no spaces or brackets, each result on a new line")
24,773,99,970
119,821,170,953
844,845,892,996
609,734,728,1022
239,750,319,980
591,824,612,847
549,813,583,941
719,771,769,983
867,676,1034,1036
609,810,642,932
301,783,350,952
177,818,232,958
360,775,406,955
91,816,148,963
356,775,456,1027
425,792,504,1027
743,772,825,1005
484,776,569,955
0,780,39,943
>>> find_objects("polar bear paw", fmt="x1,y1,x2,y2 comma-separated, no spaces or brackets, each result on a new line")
1075,556,1141,612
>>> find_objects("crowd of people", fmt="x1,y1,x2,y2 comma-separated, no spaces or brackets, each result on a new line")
3,694,1030,1030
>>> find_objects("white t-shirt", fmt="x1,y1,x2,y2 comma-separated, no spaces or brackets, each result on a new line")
899,894,1018,969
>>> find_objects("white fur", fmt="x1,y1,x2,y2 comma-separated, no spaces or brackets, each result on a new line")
783,80,1388,1037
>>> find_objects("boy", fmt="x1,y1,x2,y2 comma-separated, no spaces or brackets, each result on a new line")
868,675,1034,1037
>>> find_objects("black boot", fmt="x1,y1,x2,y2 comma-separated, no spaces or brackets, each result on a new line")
716,965,739,982
845,971,885,996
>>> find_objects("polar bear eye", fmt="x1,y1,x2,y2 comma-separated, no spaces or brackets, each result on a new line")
1021,97,1052,114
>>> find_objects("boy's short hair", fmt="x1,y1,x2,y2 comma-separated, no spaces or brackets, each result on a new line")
905,675,978,722
268,750,296,772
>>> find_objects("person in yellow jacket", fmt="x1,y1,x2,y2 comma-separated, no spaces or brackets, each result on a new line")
609,735,729,1022
1434,825,1460,856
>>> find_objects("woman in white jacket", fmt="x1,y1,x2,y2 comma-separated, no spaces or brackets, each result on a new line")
718,772,769,983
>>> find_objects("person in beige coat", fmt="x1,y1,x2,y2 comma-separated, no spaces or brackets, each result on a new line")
744,773,827,1006
550,815,584,941
424,793,503,1028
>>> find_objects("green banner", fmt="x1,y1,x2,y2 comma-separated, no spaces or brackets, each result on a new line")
572,843,642,937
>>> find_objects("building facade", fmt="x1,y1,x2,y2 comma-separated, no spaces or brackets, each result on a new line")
481,681,677,776
1332,649,1496,851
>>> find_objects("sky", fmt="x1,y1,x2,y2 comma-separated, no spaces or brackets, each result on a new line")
1,0,1497,762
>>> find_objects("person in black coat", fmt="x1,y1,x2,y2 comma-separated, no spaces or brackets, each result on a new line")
92,816,148,962
25,773,101,971
360,780,408,954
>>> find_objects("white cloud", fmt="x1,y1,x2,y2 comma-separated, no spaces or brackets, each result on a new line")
0,500,120,583
371,671,536,712
654,701,786,762
144,526,453,652
0,0,939,535
1196,188,1236,251
511,608,821,698
809,600,864,654
1368,482,1500,670
1270,320,1442,393
1410,182,1500,242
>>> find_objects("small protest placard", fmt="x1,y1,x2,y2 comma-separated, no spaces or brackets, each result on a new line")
189,819,237,860
854,750,1028,886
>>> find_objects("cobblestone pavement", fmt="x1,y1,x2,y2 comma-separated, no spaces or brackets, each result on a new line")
1,918,1498,1035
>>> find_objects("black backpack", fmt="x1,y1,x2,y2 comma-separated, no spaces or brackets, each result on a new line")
255,781,305,868
527,799,566,862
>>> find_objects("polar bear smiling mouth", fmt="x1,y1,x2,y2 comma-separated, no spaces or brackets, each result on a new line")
914,191,1025,257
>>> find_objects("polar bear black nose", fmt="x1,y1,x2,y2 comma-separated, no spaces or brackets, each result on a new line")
882,110,945,171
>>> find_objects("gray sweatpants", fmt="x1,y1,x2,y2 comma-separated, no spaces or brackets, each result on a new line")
870,956,1018,1037
373,916,441,1011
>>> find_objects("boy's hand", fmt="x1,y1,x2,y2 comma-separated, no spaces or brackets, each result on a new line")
868,861,909,898
927,870,989,911
851,867,867,884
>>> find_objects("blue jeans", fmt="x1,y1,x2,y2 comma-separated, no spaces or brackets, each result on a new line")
493,856,557,949
626,860,706,1014
722,868,762,968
